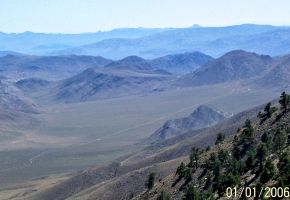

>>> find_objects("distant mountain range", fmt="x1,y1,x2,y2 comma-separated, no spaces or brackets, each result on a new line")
0,28,168,55
1,25,290,59
0,51,211,82
10,51,214,103
55,24,290,59
11,49,290,104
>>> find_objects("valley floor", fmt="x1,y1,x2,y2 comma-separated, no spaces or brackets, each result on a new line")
0,83,281,199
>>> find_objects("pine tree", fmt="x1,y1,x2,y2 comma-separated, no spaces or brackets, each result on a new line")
228,159,244,175
279,92,290,113
261,132,270,144
176,162,186,177
184,167,193,182
273,129,287,154
189,147,199,169
183,184,202,200
277,151,290,187
246,148,256,170
206,146,211,151
146,172,156,190
243,119,253,131
217,149,230,166
157,190,171,200
264,102,277,118
257,144,269,165
265,103,271,117
233,119,255,159
215,133,225,145
216,173,240,196
260,159,276,183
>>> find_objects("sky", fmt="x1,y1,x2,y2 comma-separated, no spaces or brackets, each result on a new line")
0,0,290,33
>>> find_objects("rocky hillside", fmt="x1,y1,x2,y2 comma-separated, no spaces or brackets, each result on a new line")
0,77,38,113
254,54,290,89
149,105,225,141
15,78,51,92
136,92,290,200
0,77,40,144
52,67,173,103
0,54,112,80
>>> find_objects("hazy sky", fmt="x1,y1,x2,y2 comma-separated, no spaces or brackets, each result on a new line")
1,0,290,33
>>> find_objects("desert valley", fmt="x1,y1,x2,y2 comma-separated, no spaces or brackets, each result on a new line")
0,24,290,199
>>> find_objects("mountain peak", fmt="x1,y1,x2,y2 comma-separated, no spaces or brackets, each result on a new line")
223,49,251,55
120,55,146,63
149,105,225,141
149,51,213,74
222,49,270,59
190,24,201,28
177,50,273,86
190,105,222,117
105,55,171,74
